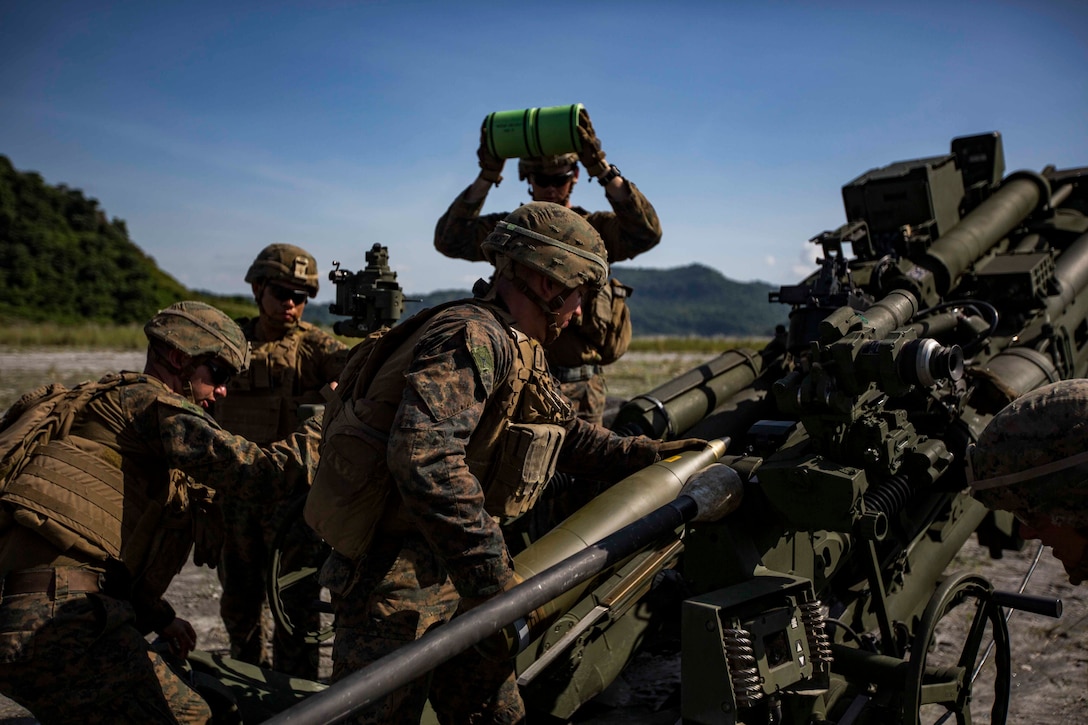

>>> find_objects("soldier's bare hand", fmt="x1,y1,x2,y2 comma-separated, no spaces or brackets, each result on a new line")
160,617,198,658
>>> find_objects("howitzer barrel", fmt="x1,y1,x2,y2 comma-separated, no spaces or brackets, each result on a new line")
513,439,731,630
921,171,1050,298
612,350,763,438
264,460,743,725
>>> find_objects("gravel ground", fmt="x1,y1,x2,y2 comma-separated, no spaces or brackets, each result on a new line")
1,349,1085,723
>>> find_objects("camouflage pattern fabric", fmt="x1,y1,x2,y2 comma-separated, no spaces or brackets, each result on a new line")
324,301,661,723
481,202,609,292
325,536,523,725
144,300,251,375
213,318,346,678
0,372,321,722
971,379,1088,529
433,181,662,423
245,243,322,297
557,373,608,426
215,318,347,443
0,590,211,724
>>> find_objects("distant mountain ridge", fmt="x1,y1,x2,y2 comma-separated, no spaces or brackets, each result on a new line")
307,265,786,337
0,154,787,335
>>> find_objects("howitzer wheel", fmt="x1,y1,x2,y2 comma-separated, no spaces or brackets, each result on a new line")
267,494,335,644
903,572,1010,725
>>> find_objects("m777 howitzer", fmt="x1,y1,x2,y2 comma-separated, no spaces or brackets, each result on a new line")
550,130,1081,725
211,131,1085,724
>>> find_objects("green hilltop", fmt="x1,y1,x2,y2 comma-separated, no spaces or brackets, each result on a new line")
0,155,255,324
0,155,789,336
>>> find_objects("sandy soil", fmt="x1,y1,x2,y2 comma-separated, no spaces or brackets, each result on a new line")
1,350,1085,723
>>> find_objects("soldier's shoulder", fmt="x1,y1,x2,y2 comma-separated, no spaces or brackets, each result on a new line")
429,299,507,331
297,320,348,351
116,373,207,417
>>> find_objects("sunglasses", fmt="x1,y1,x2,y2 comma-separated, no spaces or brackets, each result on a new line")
203,358,233,387
268,286,309,305
531,172,575,188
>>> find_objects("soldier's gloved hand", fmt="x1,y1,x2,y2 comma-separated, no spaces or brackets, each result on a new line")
654,437,709,461
477,120,505,185
577,108,610,179
473,571,548,661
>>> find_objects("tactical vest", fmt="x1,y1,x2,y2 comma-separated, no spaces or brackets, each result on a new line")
0,373,200,583
305,299,571,559
214,320,325,444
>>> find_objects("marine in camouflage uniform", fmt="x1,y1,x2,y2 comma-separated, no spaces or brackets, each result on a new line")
0,301,321,724
315,203,701,724
970,379,1088,585
434,108,662,425
212,243,348,678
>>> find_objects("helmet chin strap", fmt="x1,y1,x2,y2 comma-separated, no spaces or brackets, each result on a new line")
154,346,200,403
502,265,569,345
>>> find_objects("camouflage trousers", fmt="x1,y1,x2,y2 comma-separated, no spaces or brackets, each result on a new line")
0,589,210,724
218,493,325,679
321,536,525,724
557,371,608,425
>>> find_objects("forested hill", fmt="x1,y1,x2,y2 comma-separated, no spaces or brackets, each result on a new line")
1,155,788,335
0,155,254,323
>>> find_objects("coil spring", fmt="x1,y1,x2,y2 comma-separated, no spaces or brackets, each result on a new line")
722,627,763,706
862,474,913,517
800,600,833,672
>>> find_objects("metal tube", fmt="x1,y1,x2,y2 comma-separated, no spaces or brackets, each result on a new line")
612,350,763,438
264,470,740,725
923,171,1050,296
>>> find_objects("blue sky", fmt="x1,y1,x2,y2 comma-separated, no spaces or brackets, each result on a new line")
2,1,1086,298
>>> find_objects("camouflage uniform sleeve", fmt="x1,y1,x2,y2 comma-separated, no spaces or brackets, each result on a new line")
151,398,321,504
585,179,663,263
385,308,518,600
433,185,510,262
557,417,660,481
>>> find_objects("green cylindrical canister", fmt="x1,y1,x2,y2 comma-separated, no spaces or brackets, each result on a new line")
485,103,584,159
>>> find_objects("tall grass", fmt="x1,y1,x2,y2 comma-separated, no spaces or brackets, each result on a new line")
0,322,769,355
628,336,770,354
0,322,148,349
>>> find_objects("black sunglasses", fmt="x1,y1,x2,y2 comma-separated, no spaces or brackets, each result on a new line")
203,358,233,387
531,172,575,188
269,285,309,305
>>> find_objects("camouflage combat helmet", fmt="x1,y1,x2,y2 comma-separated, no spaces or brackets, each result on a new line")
481,202,608,291
244,243,320,297
518,153,579,182
970,379,1088,529
144,301,252,375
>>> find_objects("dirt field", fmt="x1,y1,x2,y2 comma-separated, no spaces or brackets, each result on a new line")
1,348,1085,723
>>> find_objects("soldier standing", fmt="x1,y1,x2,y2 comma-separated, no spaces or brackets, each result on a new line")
434,109,661,425
309,203,701,723
970,379,1088,586
212,244,348,678
0,301,321,723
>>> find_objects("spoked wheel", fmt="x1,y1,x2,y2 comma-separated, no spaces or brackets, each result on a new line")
267,494,334,644
903,572,1011,725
